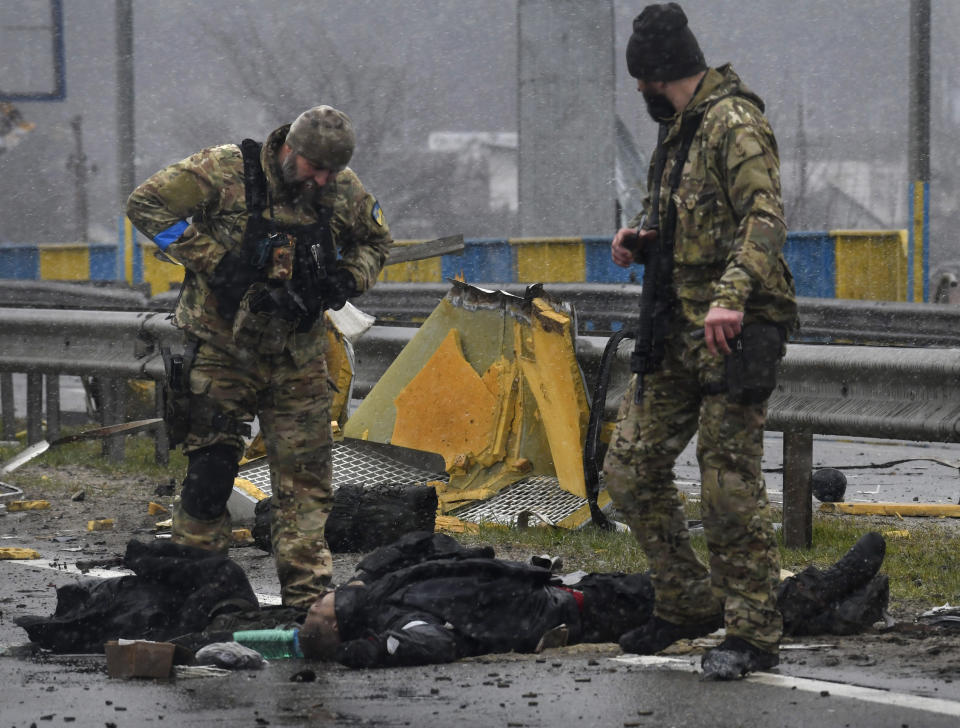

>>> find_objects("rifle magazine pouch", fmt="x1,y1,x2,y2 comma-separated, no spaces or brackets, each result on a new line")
725,323,785,405
232,284,293,355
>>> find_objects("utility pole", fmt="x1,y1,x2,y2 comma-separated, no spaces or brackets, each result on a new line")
115,0,135,287
908,0,930,301
795,100,807,230
116,0,134,204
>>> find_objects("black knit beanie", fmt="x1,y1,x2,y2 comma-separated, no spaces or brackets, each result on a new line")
626,3,706,81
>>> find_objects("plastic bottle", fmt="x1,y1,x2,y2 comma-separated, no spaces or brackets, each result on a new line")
232,628,303,659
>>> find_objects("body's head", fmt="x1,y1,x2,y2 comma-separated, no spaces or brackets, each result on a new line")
299,590,340,660
279,105,355,189
626,3,707,121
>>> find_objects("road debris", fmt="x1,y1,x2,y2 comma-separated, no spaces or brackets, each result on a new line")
819,502,960,517
7,500,51,512
0,547,39,559
105,639,175,679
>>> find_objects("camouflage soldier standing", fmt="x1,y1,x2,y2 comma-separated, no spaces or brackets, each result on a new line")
603,4,797,679
127,106,392,608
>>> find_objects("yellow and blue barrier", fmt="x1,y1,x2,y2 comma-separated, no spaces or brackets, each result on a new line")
0,228,912,302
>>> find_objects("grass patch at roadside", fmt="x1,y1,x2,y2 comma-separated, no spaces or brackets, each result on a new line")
0,426,186,498
457,510,960,615
4,428,958,615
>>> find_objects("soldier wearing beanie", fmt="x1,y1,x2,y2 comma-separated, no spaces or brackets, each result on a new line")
126,107,392,609
603,4,797,680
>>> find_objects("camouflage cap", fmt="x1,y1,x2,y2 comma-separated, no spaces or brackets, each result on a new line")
285,105,355,172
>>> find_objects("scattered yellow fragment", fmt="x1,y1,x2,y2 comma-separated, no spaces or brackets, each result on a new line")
433,515,481,534
819,502,960,518
0,547,40,560
231,528,253,545
233,478,268,502
87,518,114,531
147,502,170,516
6,500,51,512
882,529,911,539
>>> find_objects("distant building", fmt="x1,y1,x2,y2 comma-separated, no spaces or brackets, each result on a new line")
427,132,518,214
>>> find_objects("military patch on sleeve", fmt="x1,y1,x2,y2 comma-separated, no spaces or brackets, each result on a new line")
371,200,385,226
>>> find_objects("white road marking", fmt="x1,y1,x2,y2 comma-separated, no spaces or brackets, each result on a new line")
612,655,960,718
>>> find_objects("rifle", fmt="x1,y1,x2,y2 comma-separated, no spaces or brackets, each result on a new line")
630,112,704,404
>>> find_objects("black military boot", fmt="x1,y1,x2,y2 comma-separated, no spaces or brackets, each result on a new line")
778,531,886,635
817,531,886,599
619,614,723,655
701,636,779,680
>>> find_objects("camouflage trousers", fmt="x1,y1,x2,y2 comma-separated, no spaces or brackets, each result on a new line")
602,330,782,652
173,340,334,609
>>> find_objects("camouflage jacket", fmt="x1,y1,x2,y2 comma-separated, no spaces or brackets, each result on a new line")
126,124,392,365
632,64,797,330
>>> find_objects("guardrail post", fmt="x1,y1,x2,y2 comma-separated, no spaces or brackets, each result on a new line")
153,383,169,465
99,376,126,462
45,375,60,442
0,373,15,442
26,373,43,445
782,431,813,548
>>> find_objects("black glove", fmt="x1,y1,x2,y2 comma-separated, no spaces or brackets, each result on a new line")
325,267,357,311
336,637,383,669
209,250,262,320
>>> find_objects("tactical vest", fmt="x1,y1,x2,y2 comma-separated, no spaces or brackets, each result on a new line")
239,138,338,329
240,139,337,272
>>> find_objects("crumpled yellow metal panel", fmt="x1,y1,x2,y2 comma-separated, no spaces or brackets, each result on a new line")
342,280,590,511
391,329,498,471
324,324,353,431
516,298,589,498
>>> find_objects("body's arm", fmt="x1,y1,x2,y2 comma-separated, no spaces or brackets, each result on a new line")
337,617,459,668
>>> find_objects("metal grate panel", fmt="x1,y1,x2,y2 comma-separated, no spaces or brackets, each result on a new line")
238,439,449,498
0,480,23,500
451,476,588,526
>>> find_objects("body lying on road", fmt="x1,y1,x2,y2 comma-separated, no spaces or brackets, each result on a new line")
16,531,888,669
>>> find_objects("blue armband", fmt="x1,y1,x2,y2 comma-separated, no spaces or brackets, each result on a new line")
154,220,189,250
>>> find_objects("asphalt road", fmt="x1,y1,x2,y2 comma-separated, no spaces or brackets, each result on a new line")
3,432,960,726
3,647,960,728
5,379,960,726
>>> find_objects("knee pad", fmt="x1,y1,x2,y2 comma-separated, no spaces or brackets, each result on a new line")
180,443,240,520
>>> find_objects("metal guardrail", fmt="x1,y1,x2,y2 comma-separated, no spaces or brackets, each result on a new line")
0,309,178,461
350,284,960,348
0,280,150,310
1,307,959,547
7,280,960,347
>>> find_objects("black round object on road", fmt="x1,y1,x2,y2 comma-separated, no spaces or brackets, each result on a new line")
812,468,847,503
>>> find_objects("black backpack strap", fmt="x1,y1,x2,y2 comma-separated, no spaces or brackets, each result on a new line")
239,138,268,219
631,109,706,388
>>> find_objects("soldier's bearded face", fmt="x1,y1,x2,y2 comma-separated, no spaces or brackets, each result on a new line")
281,152,301,186
281,150,333,189
636,78,676,124
642,90,676,124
